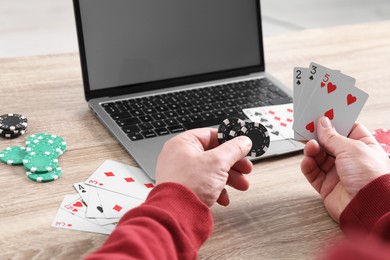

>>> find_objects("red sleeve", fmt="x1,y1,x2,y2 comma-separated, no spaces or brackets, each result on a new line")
85,182,213,260
326,174,390,259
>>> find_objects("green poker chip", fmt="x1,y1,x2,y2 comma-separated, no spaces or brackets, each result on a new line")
23,152,59,173
25,133,67,154
0,146,27,165
26,141,62,158
26,167,62,183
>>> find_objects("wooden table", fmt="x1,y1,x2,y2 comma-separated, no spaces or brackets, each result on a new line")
1,21,389,259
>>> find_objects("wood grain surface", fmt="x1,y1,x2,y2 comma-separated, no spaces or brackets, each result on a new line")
0,21,389,260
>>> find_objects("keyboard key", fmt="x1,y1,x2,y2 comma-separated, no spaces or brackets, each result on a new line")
167,125,185,133
164,118,179,126
155,128,170,136
143,107,157,114
176,109,190,116
152,120,166,128
104,105,120,114
130,109,144,117
164,111,178,118
189,114,204,122
139,115,153,122
110,112,132,120
141,130,157,138
139,122,153,130
128,132,144,141
116,118,140,127
122,125,140,134
152,113,166,121
176,116,191,124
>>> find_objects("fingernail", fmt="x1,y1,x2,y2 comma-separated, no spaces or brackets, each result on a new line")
320,117,332,128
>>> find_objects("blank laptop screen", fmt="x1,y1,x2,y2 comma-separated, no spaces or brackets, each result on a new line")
78,0,262,91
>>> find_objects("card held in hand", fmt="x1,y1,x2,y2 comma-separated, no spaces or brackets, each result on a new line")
293,63,368,141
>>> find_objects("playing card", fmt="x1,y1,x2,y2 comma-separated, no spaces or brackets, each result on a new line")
85,185,106,218
294,68,369,141
64,190,119,225
97,188,144,219
293,67,307,110
52,195,113,235
295,62,356,123
293,67,309,141
243,104,294,141
85,160,155,201
73,182,90,206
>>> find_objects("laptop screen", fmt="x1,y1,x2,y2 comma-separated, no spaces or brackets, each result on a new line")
75,0,263,98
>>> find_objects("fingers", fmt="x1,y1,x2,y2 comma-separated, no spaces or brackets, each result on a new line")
211,136,252,168
348,122,381,147
216,188,230,206
227,169,250,191
301,139,335,194
316,117,352,157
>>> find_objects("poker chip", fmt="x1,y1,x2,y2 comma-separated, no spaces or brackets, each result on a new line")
23,152,59,173
217,117,244,144
26,133,67,154
372,128,390,157
0,113,28,131
26,167,62,183
26,141,63,158
228,119,246,140
238,122,270,157
0,126,66,183
0,130,25,139
0,114,28,139
0,146,27,165
217,118,270,158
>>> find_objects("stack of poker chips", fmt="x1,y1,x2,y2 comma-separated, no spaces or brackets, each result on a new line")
0,133,67,183
0,113,28,138
217,117,270,157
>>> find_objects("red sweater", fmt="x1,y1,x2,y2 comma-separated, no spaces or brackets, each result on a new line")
86,175,390,260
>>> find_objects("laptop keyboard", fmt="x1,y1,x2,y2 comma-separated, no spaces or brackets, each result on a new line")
101,78,292,141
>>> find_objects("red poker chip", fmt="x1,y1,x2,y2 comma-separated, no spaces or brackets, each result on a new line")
372,129,390,157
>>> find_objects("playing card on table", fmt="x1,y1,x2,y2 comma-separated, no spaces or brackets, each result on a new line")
85,160,155,201
85,185,106,218
97,188,144,219
293,63,369,141
52,194,114,235
243,104,294,141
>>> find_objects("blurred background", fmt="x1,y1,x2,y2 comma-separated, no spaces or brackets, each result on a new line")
1,0,390,58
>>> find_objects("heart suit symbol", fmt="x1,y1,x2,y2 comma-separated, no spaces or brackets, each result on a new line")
327,82,337,94
347,94,357,105
324,109,334,120
306,121,315,133
73,201,83,207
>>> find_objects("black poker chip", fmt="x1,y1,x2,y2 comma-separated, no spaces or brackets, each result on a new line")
0,114,28,131
0,114,28,139
217,117,244,144
238,122,270,157
217,118,270,158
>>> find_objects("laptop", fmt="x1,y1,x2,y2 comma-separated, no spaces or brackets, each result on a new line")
73,0,304,180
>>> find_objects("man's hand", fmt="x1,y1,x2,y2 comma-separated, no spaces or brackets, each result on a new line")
301,117,390,222
156,128,253,207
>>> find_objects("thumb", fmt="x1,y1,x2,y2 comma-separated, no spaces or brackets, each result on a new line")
212,136,252,166
317,116,352,156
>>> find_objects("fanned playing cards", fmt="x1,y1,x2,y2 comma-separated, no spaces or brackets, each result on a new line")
293,63,369,141
52,160,155,235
